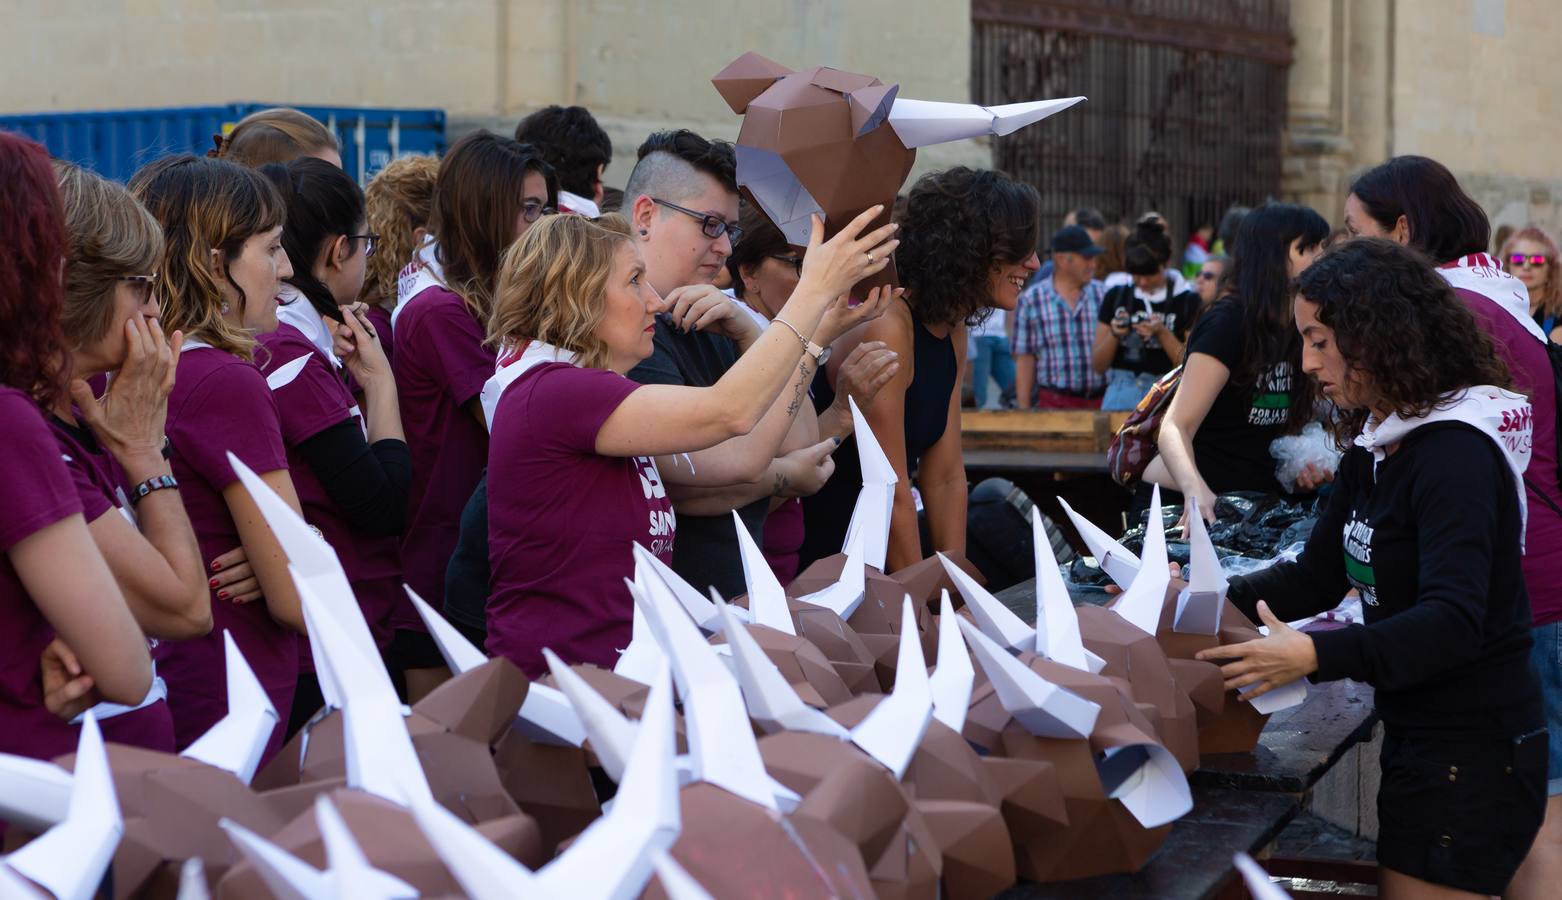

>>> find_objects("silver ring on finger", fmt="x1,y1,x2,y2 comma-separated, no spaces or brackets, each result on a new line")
866,251,875,263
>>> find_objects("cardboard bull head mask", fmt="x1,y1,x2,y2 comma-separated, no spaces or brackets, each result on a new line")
713,52,1084,296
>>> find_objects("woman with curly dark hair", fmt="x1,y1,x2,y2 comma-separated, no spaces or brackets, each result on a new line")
1348,159,1562,896
1203,238,1546,899
1148,202,1329,523
800,167,1040,572
0,132,151,761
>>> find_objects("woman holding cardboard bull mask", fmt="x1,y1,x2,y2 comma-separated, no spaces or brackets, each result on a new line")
1202,238,1546,899
481,208,898,677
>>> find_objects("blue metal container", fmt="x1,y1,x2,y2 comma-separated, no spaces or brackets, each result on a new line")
0,103,446,184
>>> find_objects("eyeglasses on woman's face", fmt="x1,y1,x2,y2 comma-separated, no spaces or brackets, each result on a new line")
1508,253,1549,269
119,273,159,304
521,201,557,224
1196,270,1219,282
768,254,804,276
346,233,380,258
653,198,744,243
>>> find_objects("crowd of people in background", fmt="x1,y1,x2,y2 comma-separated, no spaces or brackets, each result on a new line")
0,100,1560,898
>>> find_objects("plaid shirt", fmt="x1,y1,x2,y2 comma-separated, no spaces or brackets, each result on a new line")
1011,276,1107,395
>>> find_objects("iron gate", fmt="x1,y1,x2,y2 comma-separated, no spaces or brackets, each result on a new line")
973,0,1293,244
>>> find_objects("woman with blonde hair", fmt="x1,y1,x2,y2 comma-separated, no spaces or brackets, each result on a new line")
482,209,897,676
212,107,341,169
1501,226,1562,342
130,155,308,762
359,154,440,353
38,163,213,752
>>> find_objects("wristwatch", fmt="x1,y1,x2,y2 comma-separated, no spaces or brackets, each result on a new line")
806,341,832,366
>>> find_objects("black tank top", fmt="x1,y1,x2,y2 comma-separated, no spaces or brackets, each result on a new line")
798,303,957,568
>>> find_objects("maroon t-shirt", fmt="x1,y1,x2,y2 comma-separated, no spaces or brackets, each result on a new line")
162,347,296,760
485,363,675,676
365,304,394,370
392,285,494,612
48,415,178,753
1459,289,1562,625
0,386,87,760
259,325,401,656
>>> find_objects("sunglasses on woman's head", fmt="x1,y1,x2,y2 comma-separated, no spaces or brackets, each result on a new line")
1508,254,1548,268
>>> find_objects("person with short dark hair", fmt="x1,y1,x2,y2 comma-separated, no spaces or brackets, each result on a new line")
1071,206,1107,236
1206,237,1547,899
1092,217,1200,410
1012,225,1107,409
801,167,1040,572
1147,202,1330,519
1030,207,1104,285
1346,154,1562,898
623,129,893,597
514,105,613,216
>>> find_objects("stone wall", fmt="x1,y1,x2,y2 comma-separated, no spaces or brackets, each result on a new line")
0,0,988,193
1283,0,1562,238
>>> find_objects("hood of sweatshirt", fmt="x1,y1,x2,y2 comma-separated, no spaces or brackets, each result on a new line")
1355,385,1533,548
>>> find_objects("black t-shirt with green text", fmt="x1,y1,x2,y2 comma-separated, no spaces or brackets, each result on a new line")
1183,298,1297,493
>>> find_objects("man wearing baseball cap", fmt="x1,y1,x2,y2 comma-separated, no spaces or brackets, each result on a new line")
1012,225,1108,409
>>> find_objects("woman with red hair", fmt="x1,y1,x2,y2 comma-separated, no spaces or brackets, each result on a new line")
0,132,152,760
1501,226,1562,343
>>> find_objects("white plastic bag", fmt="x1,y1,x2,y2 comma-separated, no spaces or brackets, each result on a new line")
1270,422,1341,490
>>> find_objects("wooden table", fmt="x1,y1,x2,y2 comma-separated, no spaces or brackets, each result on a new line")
962,410,1130,475
990,577,1380,899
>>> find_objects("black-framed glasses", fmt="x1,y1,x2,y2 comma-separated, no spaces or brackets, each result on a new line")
1196,270,1219,281
119,273,159,302
347,233,380,258
653,198,744,243
521,201,557,224
769,254,803,276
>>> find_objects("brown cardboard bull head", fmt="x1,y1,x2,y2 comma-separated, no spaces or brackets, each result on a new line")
712,51,1083,296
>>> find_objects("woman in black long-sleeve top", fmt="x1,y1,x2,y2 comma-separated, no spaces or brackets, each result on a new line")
1203,238,1547,898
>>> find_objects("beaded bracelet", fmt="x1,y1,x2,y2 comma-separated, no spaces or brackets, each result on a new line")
129,474,178,506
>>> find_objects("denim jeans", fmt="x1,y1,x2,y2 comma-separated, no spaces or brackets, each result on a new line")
970,334,1016,409
1532,619,1562,795
1101,368,1160,411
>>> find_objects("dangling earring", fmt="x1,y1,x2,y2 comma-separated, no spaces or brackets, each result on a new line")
221,301,230,314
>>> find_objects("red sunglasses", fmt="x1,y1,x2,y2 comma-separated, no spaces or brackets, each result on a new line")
1508,253,1549,268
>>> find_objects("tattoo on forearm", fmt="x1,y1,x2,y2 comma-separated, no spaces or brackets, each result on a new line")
785,360,808,416
773,471,791,497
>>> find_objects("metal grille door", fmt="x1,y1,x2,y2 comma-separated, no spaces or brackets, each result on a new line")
973,0,1292,238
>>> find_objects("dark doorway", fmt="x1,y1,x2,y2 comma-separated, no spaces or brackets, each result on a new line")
973,0,1293,243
